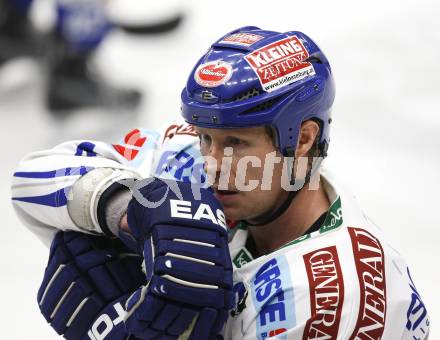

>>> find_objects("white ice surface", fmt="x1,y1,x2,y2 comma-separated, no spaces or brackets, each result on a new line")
1,0,439,338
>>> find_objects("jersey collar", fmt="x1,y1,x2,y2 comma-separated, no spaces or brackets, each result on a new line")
229,170,343,268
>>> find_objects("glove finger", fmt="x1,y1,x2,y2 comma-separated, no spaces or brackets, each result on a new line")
63,294,106,339
167,307,198,336
150,302,180,332
39,263,80,319
189,307,218,340
48,231,66,260
149,276,226,309
37,246,72,302
125,288,164,323
87,265,122,301
132,327,161,339
211,309,229,335
106,255,143,292
49,277,95,334
122,256,146,286
135,294,165,323
143,237,154,280
126,288,143,313
125,289,163,339
153,225,224,247
155,239,228,267
64,233,96,257
154,256,233,289
74,249,114,272
62,230,85,243
159,335,179,340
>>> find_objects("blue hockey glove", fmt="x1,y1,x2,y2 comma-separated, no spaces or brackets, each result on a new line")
124,178,234,339
38,231,146,339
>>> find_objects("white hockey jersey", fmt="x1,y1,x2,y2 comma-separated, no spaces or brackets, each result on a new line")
11,120,430,339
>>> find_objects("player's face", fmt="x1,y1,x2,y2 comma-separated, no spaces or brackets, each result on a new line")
196,126,286,222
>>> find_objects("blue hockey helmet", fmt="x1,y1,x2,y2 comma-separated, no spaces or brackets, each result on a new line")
181,26,335,157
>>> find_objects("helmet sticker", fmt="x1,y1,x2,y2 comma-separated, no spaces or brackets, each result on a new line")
245,36,315,93
194,60,233,88
219,33,264,47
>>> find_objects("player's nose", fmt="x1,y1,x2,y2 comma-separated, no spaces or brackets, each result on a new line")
204,145,232,186
208,142,224,160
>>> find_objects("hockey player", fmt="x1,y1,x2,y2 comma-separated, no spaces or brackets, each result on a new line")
0,0,142,112
11,27,430,339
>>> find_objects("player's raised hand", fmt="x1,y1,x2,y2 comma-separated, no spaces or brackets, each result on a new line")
124,177,234,339
38,231,145,339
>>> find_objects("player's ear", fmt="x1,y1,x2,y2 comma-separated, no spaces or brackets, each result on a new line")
295,120,320,158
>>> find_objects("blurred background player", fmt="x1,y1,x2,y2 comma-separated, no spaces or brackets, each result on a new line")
0,0,185,113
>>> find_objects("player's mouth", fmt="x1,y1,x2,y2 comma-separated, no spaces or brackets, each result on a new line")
213,187,239,202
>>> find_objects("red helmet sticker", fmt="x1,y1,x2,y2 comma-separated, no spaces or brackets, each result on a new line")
245,35,315,93
194,61,233,87
219,33,264,47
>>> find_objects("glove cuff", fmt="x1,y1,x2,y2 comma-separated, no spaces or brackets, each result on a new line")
98,182,132,236
68,168,140,235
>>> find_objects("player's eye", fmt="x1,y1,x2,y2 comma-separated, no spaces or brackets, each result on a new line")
199,134,212,144
226,137,244,146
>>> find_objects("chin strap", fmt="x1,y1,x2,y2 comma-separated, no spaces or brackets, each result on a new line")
245,155,323,227
245,189,299,226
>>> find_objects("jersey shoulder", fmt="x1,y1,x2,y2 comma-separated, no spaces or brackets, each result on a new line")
150,120,205,185
227,171,429,339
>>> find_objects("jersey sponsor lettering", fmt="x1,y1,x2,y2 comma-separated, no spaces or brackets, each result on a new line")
75,142,97,157
231,282,249,317
233,248,253,268
155,149,206,184
252,256,296,339
302,246,344,340
194,60,233,88
348,227,386,340
113,129,147,161
245,35,315,92
319,197,343,233
219,33,264,47
405,267,430,339
162,123,198,144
